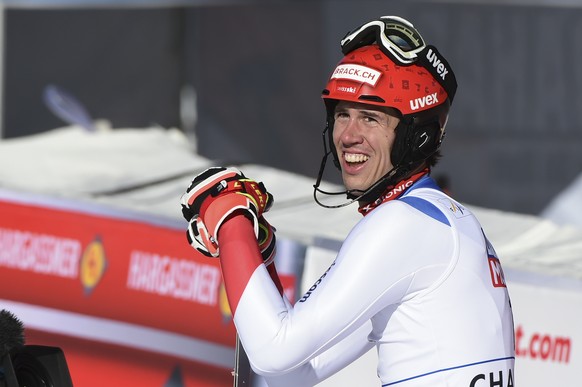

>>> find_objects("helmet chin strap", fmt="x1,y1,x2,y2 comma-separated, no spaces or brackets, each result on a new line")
313,118,430,210
312,148,406,209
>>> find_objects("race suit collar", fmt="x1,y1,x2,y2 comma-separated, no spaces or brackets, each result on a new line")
358,169,434,216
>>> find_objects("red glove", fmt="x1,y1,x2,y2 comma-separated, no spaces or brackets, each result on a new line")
257,216,277,266
180,167,275,260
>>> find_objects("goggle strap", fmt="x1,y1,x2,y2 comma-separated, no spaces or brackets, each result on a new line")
416,45,458,103
340,21,381,55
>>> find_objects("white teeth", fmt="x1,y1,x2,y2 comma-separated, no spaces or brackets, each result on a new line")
344,153,369,163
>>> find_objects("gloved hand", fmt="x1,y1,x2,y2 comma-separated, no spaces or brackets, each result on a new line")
258,216,277,266
180,167,275,261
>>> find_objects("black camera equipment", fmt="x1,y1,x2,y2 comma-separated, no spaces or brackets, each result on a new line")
0,310,73,387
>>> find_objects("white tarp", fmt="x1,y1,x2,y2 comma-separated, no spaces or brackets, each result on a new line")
540,172,582,228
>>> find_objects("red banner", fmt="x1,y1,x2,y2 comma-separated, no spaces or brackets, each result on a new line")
0,196,232,346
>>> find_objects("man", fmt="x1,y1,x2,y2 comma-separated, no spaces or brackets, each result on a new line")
181,16,515,386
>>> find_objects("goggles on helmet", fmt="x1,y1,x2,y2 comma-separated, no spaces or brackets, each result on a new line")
341,16,425,65
340,15,456,103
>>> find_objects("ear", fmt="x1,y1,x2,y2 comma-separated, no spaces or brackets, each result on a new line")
409,123,442,160
391,120,441,166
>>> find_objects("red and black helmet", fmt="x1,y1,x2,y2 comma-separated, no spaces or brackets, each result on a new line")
314,16,457,207
321,16,456,170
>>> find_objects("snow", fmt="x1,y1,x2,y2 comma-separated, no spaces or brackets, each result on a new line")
540,172,582,228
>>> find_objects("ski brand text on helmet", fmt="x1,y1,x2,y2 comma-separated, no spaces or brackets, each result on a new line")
331,64,382,86
410,93,439,111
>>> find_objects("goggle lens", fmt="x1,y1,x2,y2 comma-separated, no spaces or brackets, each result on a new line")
383,19,425,53
341,16,425,63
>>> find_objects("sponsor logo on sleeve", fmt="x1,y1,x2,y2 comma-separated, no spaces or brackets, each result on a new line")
488,257,507,288
484,235,507,288
298,261,336,303
438,198,469,218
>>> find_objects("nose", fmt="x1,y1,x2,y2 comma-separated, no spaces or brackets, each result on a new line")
336,117,363,146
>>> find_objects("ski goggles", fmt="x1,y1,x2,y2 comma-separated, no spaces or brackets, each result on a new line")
341,16,425,65
340,16,457,102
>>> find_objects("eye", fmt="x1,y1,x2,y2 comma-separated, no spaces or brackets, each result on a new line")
363,114,379,124
334,111,349,120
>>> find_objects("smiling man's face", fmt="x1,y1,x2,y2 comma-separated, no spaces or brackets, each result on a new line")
332,101,401,194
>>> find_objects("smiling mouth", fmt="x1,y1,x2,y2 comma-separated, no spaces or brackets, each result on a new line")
344,152,369,164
